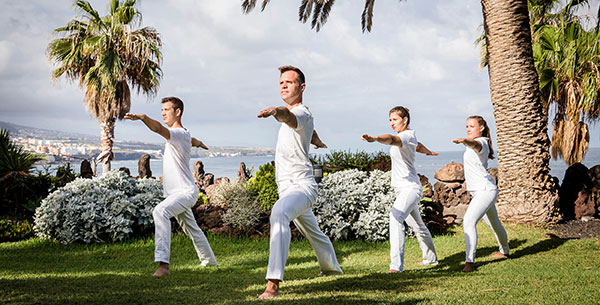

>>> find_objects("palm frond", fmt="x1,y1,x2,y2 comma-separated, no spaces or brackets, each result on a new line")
361,0,375,33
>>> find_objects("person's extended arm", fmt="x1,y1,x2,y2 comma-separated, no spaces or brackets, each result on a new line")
257,106,298,129
124,113,170,140
452,137,482,152
361,134,403,147
191,137,209,150
416,142,439,156
311,130,327,149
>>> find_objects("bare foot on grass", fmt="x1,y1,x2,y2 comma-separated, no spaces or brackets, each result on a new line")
490,252,509,259
387,269,401,274
153,262,170,277
462,262,475,272
258,279,280,299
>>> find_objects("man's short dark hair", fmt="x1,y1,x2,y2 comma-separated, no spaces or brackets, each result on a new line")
278,65,305,85
161,97,184,115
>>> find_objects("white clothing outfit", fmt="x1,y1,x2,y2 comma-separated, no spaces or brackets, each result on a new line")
462,137,509,263
266,104,343,281
388,130,438,271
154,127,217,266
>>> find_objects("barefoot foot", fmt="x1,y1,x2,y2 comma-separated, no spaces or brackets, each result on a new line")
387,269,401,274
258,279,280,299
153,262,170,277
490,252,509,259
462,262,475,272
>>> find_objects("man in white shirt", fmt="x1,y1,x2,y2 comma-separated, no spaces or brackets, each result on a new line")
125,97,217,276
257,66,343,299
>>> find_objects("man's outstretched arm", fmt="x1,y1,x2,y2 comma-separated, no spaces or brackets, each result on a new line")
124,113,170,140
257,106,298,129
311,130,327,149
191,137,209,150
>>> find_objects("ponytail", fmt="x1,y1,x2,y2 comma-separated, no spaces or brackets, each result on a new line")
468,115,495,160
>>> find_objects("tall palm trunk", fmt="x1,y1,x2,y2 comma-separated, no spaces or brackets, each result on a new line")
99,118,115,175
481,0,560,224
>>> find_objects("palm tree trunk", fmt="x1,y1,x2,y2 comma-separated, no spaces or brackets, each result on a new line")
99,118,115,175
481,0,560,224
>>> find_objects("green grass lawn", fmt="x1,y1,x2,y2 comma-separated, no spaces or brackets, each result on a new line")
1,223,599,304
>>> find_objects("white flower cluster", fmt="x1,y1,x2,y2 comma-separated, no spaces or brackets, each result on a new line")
314,169,421,242
34,171,164,244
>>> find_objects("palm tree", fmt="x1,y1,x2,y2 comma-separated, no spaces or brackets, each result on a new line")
0,129,43,177
531,0,600,165
47,0,162,174
242,0,560,224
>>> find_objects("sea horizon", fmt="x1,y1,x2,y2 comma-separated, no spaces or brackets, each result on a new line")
37,148,600,184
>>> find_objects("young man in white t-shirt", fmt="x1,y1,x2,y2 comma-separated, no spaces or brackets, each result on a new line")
256,66,343,299
125,97,217,276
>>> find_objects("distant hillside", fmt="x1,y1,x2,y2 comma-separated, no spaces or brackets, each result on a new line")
0,121,98,142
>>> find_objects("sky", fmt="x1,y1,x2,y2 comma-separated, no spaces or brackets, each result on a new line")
1,0,599,152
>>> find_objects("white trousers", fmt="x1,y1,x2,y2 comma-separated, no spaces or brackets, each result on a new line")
389,187,438,271
153,190,218,266
266,181,343,281
463,190,509,263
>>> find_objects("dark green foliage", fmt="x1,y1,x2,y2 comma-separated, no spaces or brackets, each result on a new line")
0,129,43,176
0,217,34,242
310,150,390,173
246,163,278,211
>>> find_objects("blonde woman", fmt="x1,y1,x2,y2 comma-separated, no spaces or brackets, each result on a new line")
452,115,509,272
362,106,438,273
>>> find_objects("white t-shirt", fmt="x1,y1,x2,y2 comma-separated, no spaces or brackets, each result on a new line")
390,130,421,189
275,104,315,185
463,137,497,191
162,127,197,197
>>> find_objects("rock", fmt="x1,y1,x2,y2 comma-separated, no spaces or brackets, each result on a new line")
418,174,433,198
558,163,592,220
80,160,93,179
434,162,465,182
574,190,595,219
205,184,219,201
138,154,152,178
488,168,498,184
203,173,214,189
215,177,230,185
432,180,471,221
370,158,391,172
193,205,225,229
118,167,131,176
238,162,249,181
193,160,205,189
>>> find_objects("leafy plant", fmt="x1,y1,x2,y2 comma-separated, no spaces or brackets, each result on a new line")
0,129,43,176
246,162,278,211
0,217,34,242
213,181,261,231
34,171,163,244
311,150,390,173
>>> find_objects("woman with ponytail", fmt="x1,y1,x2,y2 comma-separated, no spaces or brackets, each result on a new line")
453,115,509,272
362,106,438,273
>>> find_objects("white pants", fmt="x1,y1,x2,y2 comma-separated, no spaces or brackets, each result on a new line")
153,190,217,266
266,181,343,281
389,187,438,271
463,190,509,263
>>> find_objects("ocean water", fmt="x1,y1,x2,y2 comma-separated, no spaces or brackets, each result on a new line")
46,148,600,183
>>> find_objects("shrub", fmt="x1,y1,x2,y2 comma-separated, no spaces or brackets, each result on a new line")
314,169,429,242
246,162,278,211
197,192,211,205
214,181,261,231
311,150,390,173
34,171,163,244
0,217,34,242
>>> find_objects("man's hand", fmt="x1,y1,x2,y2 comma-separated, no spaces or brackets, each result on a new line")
361,134,377,143
124,113,145,121
452,138,466,144
258,107,277,118
192,137,209,150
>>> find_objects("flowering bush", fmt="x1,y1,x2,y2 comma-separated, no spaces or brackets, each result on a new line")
0,217,34,242
213,181,261,231
34,171,163,244
314,169,427,242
